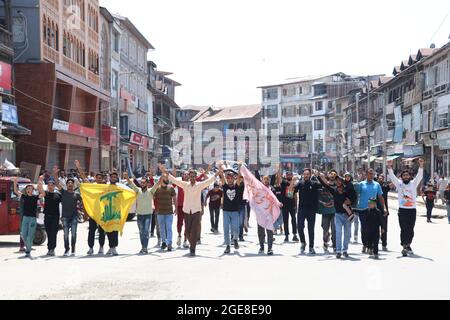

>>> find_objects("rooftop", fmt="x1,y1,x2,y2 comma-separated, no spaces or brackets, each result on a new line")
113,14,154,50
195,104,261,123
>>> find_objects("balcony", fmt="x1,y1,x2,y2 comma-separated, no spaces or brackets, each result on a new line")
0,26,14,57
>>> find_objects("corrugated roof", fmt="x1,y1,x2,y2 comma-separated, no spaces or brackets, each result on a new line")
195,104,261,123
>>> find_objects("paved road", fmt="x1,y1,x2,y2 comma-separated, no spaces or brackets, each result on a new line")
0,200,449,300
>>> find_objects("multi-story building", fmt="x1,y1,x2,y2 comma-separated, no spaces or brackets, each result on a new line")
1,0,110,172
259,73,365,172
113,14,153,174
177,105,215,131
98,6,121,171
193,104,261,166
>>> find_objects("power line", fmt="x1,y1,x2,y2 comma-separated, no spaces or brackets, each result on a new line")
428,9,450,45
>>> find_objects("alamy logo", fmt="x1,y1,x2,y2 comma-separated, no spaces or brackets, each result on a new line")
65,5,82,31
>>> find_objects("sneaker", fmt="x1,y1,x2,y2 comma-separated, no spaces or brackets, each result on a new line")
189,249,196,257
309,248,316,255
63,250,70,257
143,248,148,254
176,236,181,246
161,243,167,250
224,246,231,254
368,249,374,256
401,248,408,257
168,244,173,252
211,228,215,233
336,253,342,259
427,219,431,223
323,245,329,254
284,236,289,243
374,254,380,260
48,250,55,257
292,235,299,242
197,239,202,245
382,246,388,252
259,247,264,254
98,247,104,255
139,249,145,255
234,240,239,250
362,246,367,254
267,249,274,256
112,248,118,256
87,248,94,256
407,246,414,255
343,252,349,258
106,249,113,256
183,240,189,249
300,243,306,255
46,250,52,256
238,237,244,242
25,251,31,258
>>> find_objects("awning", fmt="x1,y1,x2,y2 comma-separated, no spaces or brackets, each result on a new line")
375,155,401,163
1,123,31,135
402,157,420,163
362,156,377,163
0,134,14,151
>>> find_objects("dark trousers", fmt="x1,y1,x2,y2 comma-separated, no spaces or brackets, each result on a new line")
426,202,434,220
398,208,417,247
321,214,336,249
359,211,369,247
297,208,316,248
367,226,380,255
151,213,157,234
88,218,105,249
380,215,388,247
106,231,118,248
185,212,202,252
44,214,59,251
282,206,297,236
209,206,220,231
258,225,273,250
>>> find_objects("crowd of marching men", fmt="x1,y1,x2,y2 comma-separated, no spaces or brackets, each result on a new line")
13,157,450,260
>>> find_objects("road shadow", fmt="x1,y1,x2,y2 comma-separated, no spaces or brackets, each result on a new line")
396,254,434,261
240,252,283,258
157,253,221,261
0,241,20,248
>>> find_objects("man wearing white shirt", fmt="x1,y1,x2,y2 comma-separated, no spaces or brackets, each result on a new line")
387,158,424,257
159,164,222,257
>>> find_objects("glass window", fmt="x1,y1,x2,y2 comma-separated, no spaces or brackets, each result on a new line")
314,119,324,131
264,105,278,118
315,101,323,112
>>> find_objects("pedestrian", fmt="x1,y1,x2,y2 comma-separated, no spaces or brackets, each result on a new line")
387,158,424,257
344,172,358,243
422,183,437,223
105,171,121,256
43,178,61,257
354,168,387,254
238,199,248,242
376,174,394,251
317,170,337,254
444,182,450,224
219,168,244,255
205,182,223,234
317,172,354,259
272,170,286,235
53,166,82,257
258,176,283,256
352,198,384,259
13,176,46,258
438,175,448,205
173,170,189,248
295,168,321,255
152,172,177,252
275,168,298,243
74,161,107,256
160,164,219,256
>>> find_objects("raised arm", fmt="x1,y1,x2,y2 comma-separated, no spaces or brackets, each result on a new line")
74,160,89,183
412,158,425,188
276,164,282,186
124,172,139,193
52,166,62,191
317,172,334,193
387,160,401,189
37,175,46,199
13,177,22,197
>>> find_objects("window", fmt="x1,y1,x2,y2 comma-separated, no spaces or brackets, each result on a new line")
113,32,119,52
264,105,278,118
112,70,119,90
120,116,129,136
264,88,278,100
314,119,324,131
315,101,323,112
439,113,449,128
336,103,342,115
298,121,312,137
299,104,312,117
267,123,279,134
299,87,303,95
282,105,297,117
283,123,296,135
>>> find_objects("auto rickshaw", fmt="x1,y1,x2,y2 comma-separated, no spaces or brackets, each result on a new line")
0,177,47,245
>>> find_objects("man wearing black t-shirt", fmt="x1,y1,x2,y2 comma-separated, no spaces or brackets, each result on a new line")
43,179,62,256
220,170,244,254
13,176,46,258
276,169,298,242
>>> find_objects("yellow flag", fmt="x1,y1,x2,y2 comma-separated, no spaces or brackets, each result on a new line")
80,183,137,235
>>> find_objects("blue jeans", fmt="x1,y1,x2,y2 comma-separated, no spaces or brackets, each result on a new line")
137,214,153,249
238,204,246,238
223,211,239,246
447,204,450,223
21,216,37,253
62,216,78,252
335,213,351,253
157,214,173,245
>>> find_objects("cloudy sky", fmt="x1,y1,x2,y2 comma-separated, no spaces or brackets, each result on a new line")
100,0,450,107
